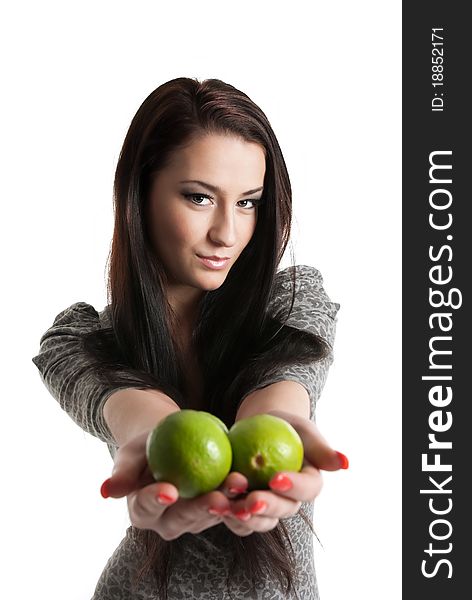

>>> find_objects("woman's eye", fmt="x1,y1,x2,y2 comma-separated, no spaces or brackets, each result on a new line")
239,199,264,209
182,193,261,209
183,193,213,206
237,199,256,209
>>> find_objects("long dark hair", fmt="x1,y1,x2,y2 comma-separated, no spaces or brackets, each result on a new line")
83,77,329,598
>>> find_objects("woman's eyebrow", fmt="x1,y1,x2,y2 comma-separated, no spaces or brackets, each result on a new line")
179,180,263,196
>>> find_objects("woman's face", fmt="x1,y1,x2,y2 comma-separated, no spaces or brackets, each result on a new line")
147,133,266,309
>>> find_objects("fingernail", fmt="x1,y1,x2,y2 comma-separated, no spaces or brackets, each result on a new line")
228,486,247,495
335,451,349,469
233,509,252,521
269,474,292,491
249,500,267,515
208,507,229,516
100,478,111,499
156,492,176,505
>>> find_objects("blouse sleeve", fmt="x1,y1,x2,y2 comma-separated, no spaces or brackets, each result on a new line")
239,265,341,421
31,302,138,450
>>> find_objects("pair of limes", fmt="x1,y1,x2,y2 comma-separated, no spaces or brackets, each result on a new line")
146,410,304,498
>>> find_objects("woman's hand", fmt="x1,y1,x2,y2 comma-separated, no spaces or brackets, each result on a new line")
100,413,348,539
216,410,348,537
100,429,237,540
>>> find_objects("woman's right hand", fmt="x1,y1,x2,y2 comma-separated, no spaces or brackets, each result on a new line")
100,429,243,540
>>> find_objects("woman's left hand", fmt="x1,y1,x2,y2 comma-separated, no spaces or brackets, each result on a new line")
218,409,348,536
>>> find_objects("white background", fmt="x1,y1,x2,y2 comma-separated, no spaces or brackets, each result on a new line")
1,1,401,598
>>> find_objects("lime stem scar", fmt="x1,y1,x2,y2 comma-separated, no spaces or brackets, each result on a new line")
251,453,265,469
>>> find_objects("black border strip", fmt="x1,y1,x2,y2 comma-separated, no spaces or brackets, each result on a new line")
403,3,470,597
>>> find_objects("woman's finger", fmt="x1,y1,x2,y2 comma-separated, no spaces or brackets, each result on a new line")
218,471,249,498
229,489,303,521
223,513,280,536
101,430,155,498
268,461,323,502
266,409,349,471
157,490,230,539
128,481,179,528
302,424,348,471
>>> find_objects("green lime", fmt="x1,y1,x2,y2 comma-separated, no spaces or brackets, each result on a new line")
228,414,304,490
146,410,232,498
204,413,229,433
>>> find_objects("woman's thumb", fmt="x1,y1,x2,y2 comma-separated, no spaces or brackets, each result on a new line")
100,433,151,498
303,425,349,472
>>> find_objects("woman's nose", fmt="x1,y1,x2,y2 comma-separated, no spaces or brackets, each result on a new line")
208,208,237,247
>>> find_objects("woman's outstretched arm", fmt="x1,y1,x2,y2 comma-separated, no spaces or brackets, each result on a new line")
32,302,247,538
237,378,345,472
217,380,347,536
31,302,172,448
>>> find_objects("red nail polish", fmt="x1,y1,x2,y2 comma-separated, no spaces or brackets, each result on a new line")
156,492,175,505
249,500,267,514
100,478,111,499
269,474,292,492
335,451,349,469
233,509,251,521
229,487,247,495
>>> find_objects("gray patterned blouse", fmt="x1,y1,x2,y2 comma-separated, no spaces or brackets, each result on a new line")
32,264,340,600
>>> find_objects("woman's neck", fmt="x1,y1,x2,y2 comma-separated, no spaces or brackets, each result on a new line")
166,282,203,320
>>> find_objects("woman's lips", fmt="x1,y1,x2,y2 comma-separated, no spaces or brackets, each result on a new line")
196,255,230,270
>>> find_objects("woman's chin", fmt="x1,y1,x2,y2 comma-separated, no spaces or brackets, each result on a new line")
195,271,228,290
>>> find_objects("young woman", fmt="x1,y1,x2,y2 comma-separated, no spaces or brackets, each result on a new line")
32,77,347,600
